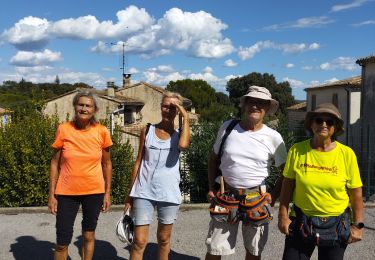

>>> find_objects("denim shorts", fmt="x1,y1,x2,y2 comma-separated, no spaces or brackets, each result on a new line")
132,198,180,225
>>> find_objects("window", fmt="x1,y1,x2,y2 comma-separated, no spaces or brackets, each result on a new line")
311,95,316,111
332,93,338,108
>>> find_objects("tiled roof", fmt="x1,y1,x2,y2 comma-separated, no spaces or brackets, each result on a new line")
287,102,307,111
45,88,144,105
356,55,375,66
304,76,361,91
121,81,192,107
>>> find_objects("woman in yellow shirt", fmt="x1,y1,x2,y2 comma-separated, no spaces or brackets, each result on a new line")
278,103,364,260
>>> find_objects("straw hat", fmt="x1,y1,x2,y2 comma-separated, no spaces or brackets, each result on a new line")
239,85,279,115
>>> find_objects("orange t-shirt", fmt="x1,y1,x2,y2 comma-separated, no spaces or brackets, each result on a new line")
52,122,113,195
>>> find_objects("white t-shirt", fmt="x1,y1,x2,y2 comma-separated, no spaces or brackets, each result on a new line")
213,120,287,189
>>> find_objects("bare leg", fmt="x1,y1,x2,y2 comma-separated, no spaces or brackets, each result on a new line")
157,223,174,260
82,231,95,260
130,225,150,260
54,244,68,260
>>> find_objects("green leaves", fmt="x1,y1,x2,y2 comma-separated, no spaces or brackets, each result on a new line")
0,114,134,207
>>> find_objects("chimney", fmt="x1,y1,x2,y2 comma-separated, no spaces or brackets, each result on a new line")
123,73,131,88
107,81,115,97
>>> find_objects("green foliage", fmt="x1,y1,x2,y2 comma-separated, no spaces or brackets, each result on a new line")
226,72,296,116
0,110,135,206
166,79,236,122
0,110,59,207
110,127,135,204
0,80,80,110
184,121,221,202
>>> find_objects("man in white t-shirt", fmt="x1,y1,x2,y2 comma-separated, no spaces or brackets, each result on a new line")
205,86,287,260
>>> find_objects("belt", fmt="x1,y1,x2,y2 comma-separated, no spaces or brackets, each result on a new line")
225,184,265,197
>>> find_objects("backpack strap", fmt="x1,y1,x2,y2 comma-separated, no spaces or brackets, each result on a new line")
217,119,240,165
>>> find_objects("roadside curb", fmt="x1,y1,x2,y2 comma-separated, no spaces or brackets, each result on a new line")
0,203,211,215
1,202,374,215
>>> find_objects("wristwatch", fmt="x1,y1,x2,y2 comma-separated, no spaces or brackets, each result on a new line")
352,222,365,229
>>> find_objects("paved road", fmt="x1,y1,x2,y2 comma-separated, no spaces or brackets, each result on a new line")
1,205,375,260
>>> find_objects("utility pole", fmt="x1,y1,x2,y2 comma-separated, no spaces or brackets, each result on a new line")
110,42,126,87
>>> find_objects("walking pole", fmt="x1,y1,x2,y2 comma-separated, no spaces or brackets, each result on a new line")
220,176,225,194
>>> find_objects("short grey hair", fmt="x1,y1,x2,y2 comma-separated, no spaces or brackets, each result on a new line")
161,91,183,105
72,91,99,124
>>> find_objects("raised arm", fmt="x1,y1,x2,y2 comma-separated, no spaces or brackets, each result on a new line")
174,102,190,150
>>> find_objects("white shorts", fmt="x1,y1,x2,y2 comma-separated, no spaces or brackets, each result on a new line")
205,219,269,256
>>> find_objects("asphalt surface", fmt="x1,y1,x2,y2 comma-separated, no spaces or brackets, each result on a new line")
1,204,375,260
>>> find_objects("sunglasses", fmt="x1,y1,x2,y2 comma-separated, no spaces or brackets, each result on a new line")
314,117,335,127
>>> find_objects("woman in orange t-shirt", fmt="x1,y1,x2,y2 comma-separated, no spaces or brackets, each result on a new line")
48,91,113,260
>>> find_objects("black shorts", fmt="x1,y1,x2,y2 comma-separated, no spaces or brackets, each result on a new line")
56,194,104,246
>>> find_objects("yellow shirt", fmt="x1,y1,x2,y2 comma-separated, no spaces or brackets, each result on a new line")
283,140,362,217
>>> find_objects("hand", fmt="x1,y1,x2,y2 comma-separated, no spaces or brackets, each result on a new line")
124,196,133,212
278,216,292,235
207,190,216,202
264,193,273,206
101,193,111,213
171,100,188,118
48,195,58,215
347,225,363,244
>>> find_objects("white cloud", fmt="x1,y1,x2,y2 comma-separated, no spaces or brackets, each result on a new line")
302,66,313,70
262,16,334,31
0,68,106,87
50,6,154,40
2,16,50,50
91,7,234,59
127,67,140,74
238,41,274,60
283,77,304,88
351,20,375,26
224,59,238,67
238,41,320,60
319,57,359,71
331,0,371,12
15,65,53,73
10,49,62,66
310,80,320,86
3,6,234,59
325,77,339,84
286,63,294,68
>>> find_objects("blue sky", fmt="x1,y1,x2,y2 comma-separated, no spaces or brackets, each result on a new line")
0,0,374,100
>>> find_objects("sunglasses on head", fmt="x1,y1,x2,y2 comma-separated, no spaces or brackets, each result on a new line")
314,117,335,127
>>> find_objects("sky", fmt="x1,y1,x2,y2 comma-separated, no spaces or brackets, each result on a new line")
0,0,374,100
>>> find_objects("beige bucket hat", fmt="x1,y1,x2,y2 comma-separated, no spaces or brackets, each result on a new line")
239,85,279,115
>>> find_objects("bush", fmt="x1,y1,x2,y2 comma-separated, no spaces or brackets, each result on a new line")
184,122,221,202
0,110,58,206
110,127,134,204
0,113,135,207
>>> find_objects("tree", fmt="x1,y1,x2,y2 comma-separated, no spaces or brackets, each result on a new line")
166,79,236,122
226,72,296,116
54,75,60,85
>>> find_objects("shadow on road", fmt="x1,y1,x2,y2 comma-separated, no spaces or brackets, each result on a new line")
74,235,126,259
9,235,57,260
143,243,200,260
9,235,199,260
